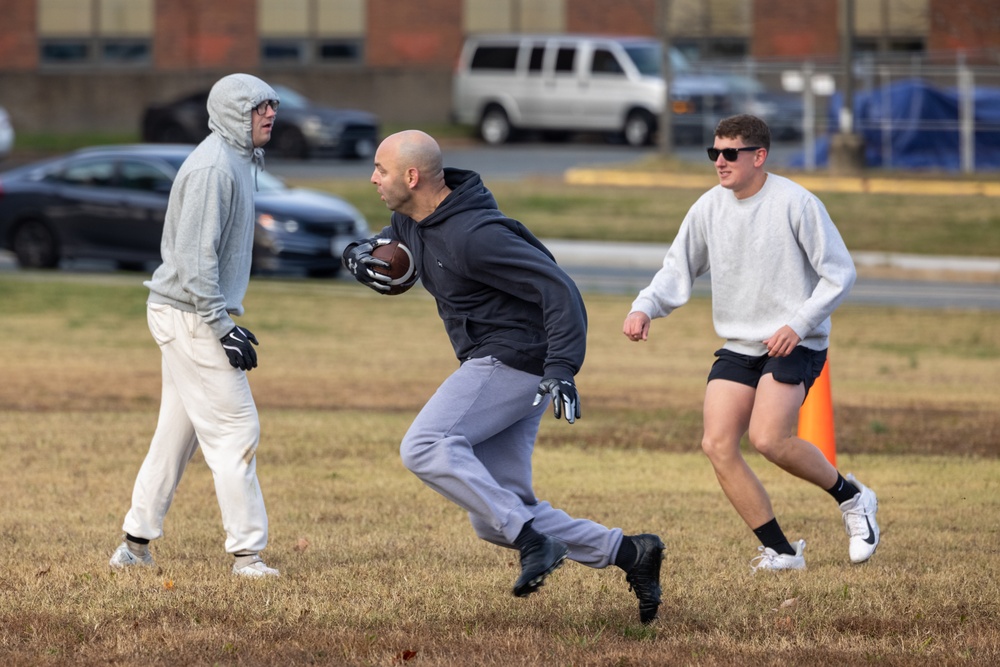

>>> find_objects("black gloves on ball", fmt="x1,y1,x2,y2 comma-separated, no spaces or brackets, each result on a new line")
533,377,581,424
343,238,393,293
220,325,259,371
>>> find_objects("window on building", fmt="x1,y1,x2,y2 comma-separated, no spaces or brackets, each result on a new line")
102,40,150,64
37,0,152,66
262,41,306,63
318,40,364,62
463,0,565,33
259,0,365,65
855,37,926,57
40,41,91,63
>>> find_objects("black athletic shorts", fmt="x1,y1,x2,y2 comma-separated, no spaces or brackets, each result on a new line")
707,347,827,398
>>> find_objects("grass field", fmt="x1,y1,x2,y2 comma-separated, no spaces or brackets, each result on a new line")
1,274,998,666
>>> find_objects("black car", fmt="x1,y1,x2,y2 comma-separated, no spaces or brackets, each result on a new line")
142,85,379,160
0,144,370,276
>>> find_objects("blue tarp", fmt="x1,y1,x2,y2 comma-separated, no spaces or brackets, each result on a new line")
791,78,1000,170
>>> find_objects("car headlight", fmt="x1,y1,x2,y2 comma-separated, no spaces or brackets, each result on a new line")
258,213,299,234
351,213,370,237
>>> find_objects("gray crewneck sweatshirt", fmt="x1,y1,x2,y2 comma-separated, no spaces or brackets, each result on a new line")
631,173,856,356
145,73,278,338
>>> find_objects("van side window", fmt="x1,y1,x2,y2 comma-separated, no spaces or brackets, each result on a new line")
554,47,576,74
528,46,544,73
470,46,518,71
592,49,624,75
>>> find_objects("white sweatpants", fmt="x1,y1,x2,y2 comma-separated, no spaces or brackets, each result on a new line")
121,303,268,554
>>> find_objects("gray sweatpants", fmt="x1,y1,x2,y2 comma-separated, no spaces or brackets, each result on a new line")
400,356,623,568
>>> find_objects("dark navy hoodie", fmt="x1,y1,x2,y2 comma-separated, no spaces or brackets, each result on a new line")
380,168,586,381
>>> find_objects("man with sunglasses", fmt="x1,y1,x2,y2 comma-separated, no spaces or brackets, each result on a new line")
110,74,283,577
623,114,879,571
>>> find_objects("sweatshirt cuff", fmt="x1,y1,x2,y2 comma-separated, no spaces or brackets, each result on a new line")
541,364,576,382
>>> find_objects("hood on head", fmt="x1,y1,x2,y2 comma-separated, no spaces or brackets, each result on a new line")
207,73,279,155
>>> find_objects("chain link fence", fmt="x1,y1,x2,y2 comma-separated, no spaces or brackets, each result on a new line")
687,54,1000,173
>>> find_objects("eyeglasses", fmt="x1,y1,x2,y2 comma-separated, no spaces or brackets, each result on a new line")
707,146,761,161
254,99,280,115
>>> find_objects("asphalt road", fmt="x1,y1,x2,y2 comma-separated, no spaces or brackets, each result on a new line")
542,239,1000,310
558,262,1000,310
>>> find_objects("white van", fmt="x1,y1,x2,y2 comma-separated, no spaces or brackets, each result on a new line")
451,34,733,146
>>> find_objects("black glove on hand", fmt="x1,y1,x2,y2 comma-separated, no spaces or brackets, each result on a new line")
533,378,581,424
342,238,393,293
220,325,259,371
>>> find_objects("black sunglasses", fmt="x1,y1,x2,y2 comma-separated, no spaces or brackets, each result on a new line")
254,99,280,115
707,146,761,161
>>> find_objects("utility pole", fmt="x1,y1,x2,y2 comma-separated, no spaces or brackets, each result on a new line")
829,0,866,173
657,0,674,154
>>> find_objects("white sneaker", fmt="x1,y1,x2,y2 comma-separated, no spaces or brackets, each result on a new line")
233,560,280,578
750,539,806,572
840,473,880,563
109,542,154,569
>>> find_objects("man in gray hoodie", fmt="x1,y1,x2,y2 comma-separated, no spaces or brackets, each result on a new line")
110,73,281,578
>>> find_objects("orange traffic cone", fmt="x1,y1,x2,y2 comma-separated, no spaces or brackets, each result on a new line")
798,358,836,466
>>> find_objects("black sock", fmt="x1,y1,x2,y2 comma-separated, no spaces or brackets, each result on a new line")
753,518,795,555
125,533,149,545
614,535,638,571
827,474,860,504
513,520,542,551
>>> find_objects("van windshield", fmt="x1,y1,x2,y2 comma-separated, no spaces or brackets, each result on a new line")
624,43,693,77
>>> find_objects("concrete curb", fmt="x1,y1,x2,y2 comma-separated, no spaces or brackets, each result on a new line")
542,238,1000,277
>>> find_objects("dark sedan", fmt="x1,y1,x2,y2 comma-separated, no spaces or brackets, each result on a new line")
142,85,379,160
0,144,370,276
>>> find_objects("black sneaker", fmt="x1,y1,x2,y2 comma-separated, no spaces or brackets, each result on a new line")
512,535,568,597
625,534,664,624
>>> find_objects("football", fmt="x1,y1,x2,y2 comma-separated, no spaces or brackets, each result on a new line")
370,240,416,295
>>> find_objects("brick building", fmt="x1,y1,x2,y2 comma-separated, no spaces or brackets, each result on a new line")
0,0,996,133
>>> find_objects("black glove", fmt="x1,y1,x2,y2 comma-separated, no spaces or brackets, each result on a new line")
533,378,581,424
342,238,393,293
220,325,259,371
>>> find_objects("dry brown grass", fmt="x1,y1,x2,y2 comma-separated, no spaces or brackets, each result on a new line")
1,274,999,666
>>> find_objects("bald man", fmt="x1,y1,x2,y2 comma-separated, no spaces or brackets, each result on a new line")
342,130,665,625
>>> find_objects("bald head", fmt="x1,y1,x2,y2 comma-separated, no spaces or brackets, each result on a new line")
371,130,451,221
388,130,444,182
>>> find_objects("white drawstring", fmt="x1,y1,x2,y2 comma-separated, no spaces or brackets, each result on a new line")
252,147,265,191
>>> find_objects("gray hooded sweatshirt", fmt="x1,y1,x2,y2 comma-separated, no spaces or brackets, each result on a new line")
145,73,278,338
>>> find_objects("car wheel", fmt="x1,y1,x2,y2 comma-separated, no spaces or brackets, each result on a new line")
117,260,148,272
272,127,309,159
479,106,512,145
306,266,340,278
352,137,376,160
623,110,655,147
12,219,59,269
